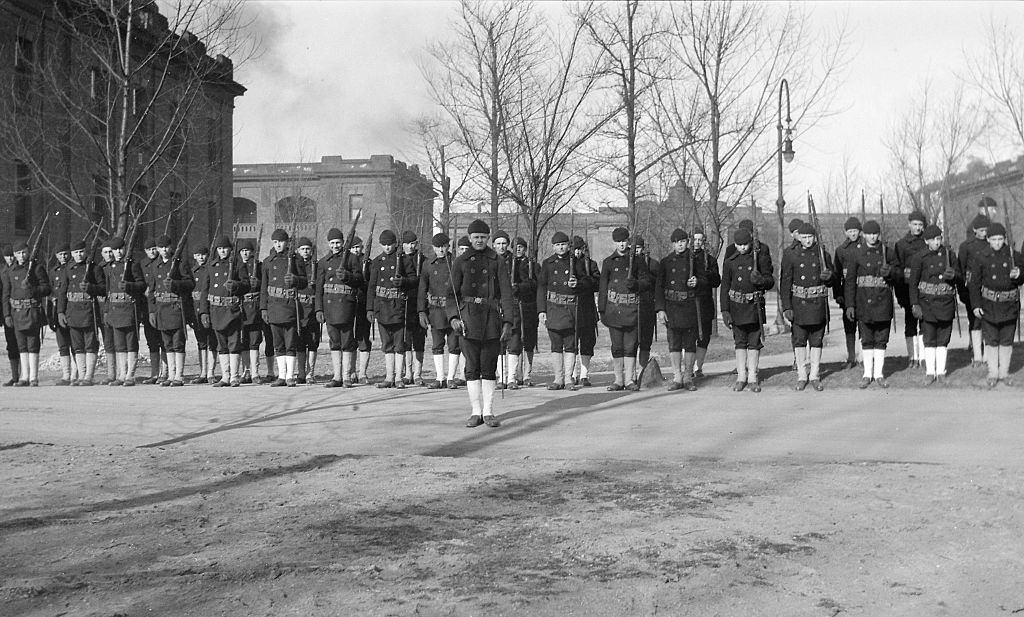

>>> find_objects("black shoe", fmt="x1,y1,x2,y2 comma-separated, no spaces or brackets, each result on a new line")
296,376,307,385
748,382,761,393
212,380,230,388
286,379,297,387
625,382,640,391
414,378,425,386
693,369,705,379
122,380,136,387
666,381,684,391
732,381,745,392
241,375,253,385
858,377,872,389
395,380,406,389
376,381,394,389
324,379,344,388
483,415,501,427
191,377,208,385
447,380,459,390
580,377,592,387
506,382,519,390
547,383,564,391
466,415,484,428
606,383,624,391
876,377,889,388
55,379,72,386
230,379,241,387
454,379,467,387
270,378,288,387
810,379,824,392
428,380,443,390
794,380,808,391
684,381,697,392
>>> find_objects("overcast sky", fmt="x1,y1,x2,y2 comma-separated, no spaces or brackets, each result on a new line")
232,1,1023,213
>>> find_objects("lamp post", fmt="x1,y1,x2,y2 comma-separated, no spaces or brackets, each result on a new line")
775,78,795,328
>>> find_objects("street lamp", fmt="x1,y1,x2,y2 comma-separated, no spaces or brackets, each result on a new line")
775,78,794,330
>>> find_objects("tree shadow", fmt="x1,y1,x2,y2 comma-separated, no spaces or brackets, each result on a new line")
0,454,355,534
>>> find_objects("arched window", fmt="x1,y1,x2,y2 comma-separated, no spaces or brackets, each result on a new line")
233,197,257,225
275,196,316,224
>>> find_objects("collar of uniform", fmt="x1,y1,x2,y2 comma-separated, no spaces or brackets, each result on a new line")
465,246,496,259
431,254,451,264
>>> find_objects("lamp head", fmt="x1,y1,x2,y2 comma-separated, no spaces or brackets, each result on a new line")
782,132,795,163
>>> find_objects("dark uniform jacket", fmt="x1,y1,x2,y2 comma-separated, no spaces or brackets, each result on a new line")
2,260,50,330
894,232,927,308
692,248,721,317
843,241,898,323
198,256,248,330
101,258,146,329
316,250,364,326
578,255,600,327
909,246,959,323
402,251,425,323
655,249,712,329
148,258,195,331
724,240,774,272
57,260,102,329
418,253,454,330
968,244,1024,324
536,252,595,331
957,237,988,306
720,249,774,326
294,257,317,327
780,243,835,326
238,256,262,326
260,250,307,326
509,253,539,326
598,250,653,328
833,237,861,309
47,261,67,329
445,245,514,340
639,254,658,320
367,250,413,326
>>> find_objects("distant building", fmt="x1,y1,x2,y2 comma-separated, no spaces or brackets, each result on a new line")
232,155,434,258
0,0,243,249
921,155,1024,241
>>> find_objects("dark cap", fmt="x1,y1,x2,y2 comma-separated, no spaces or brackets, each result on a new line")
788,218,804,233
978,196,997,210
634,236,646,248
379,230,397,245
987,222,1006,238
798,222,817,236
493,230,510,242
908,210,927,224
54,243,70,254
612,227,629,242
971,214,991,230
401,230,417,244
327,227,343,242
351,236,364,247
738,219,754,231
552,231,569,244
71,240,87,251
297,237,313,248
670,228,688,242
572,235,587,250
13,242,29,253
431,233,450,247
0,245,12,257
271,229,289,242
467,219,490,235
863,220,881,234
457,235,471,247
237,239,254,252
734,228,752,245
844,216,862,231
514,236,528,249
193,245,209,255
108,237,125,250
923,224,942,240
215,235,233,249
692,226,705,236
156,234,173,248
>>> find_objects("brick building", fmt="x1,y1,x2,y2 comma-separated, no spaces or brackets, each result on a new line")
232,155,434,258
0,0,243,251
921,155,1024,243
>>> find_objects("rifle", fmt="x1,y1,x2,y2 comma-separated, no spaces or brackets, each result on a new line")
339,209,362,274
288,217,302,336
364,215,377,342
751,198,765,343
169,214,197,330
938,200,962,338
690,209,703,343
861,190,866,221
1002,198,1021,342
207,219,222,257
25,211,52,274
229,223,241,282
808,192,830,332
255,224,264,259
879,193,887,263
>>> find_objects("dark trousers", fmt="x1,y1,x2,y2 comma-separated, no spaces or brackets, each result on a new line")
608,325,639,358
327,322,357,352
215,321,244,354
112,325,139,353
160,328,186,353
14,328,41,353
462,337,500,380
982,319,1016,346
667,327,697,353
4,325,18,359
858,320,891,350
921,320,953,347
378,323,406,354
69,326,99,354
430,327,460,355
53,325,72,356
270,323,298,355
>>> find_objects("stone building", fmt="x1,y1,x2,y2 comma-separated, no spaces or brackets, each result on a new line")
921,155,1024,242
0,0,243,250
232,155,434,258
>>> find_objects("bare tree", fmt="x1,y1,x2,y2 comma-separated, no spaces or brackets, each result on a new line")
657,1,849,258
885,80,988,223
406,114,478,238
965,16,1024,151
576,0,675,230
498,13,614,257
0,0,252,241
420,0,544,229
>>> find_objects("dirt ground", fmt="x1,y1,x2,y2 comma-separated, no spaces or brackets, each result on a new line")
4,309,1024,616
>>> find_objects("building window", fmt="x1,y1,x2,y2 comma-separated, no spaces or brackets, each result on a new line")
15,162,32,233
275,196,316,224
233,197,257,225
349,194,363,222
